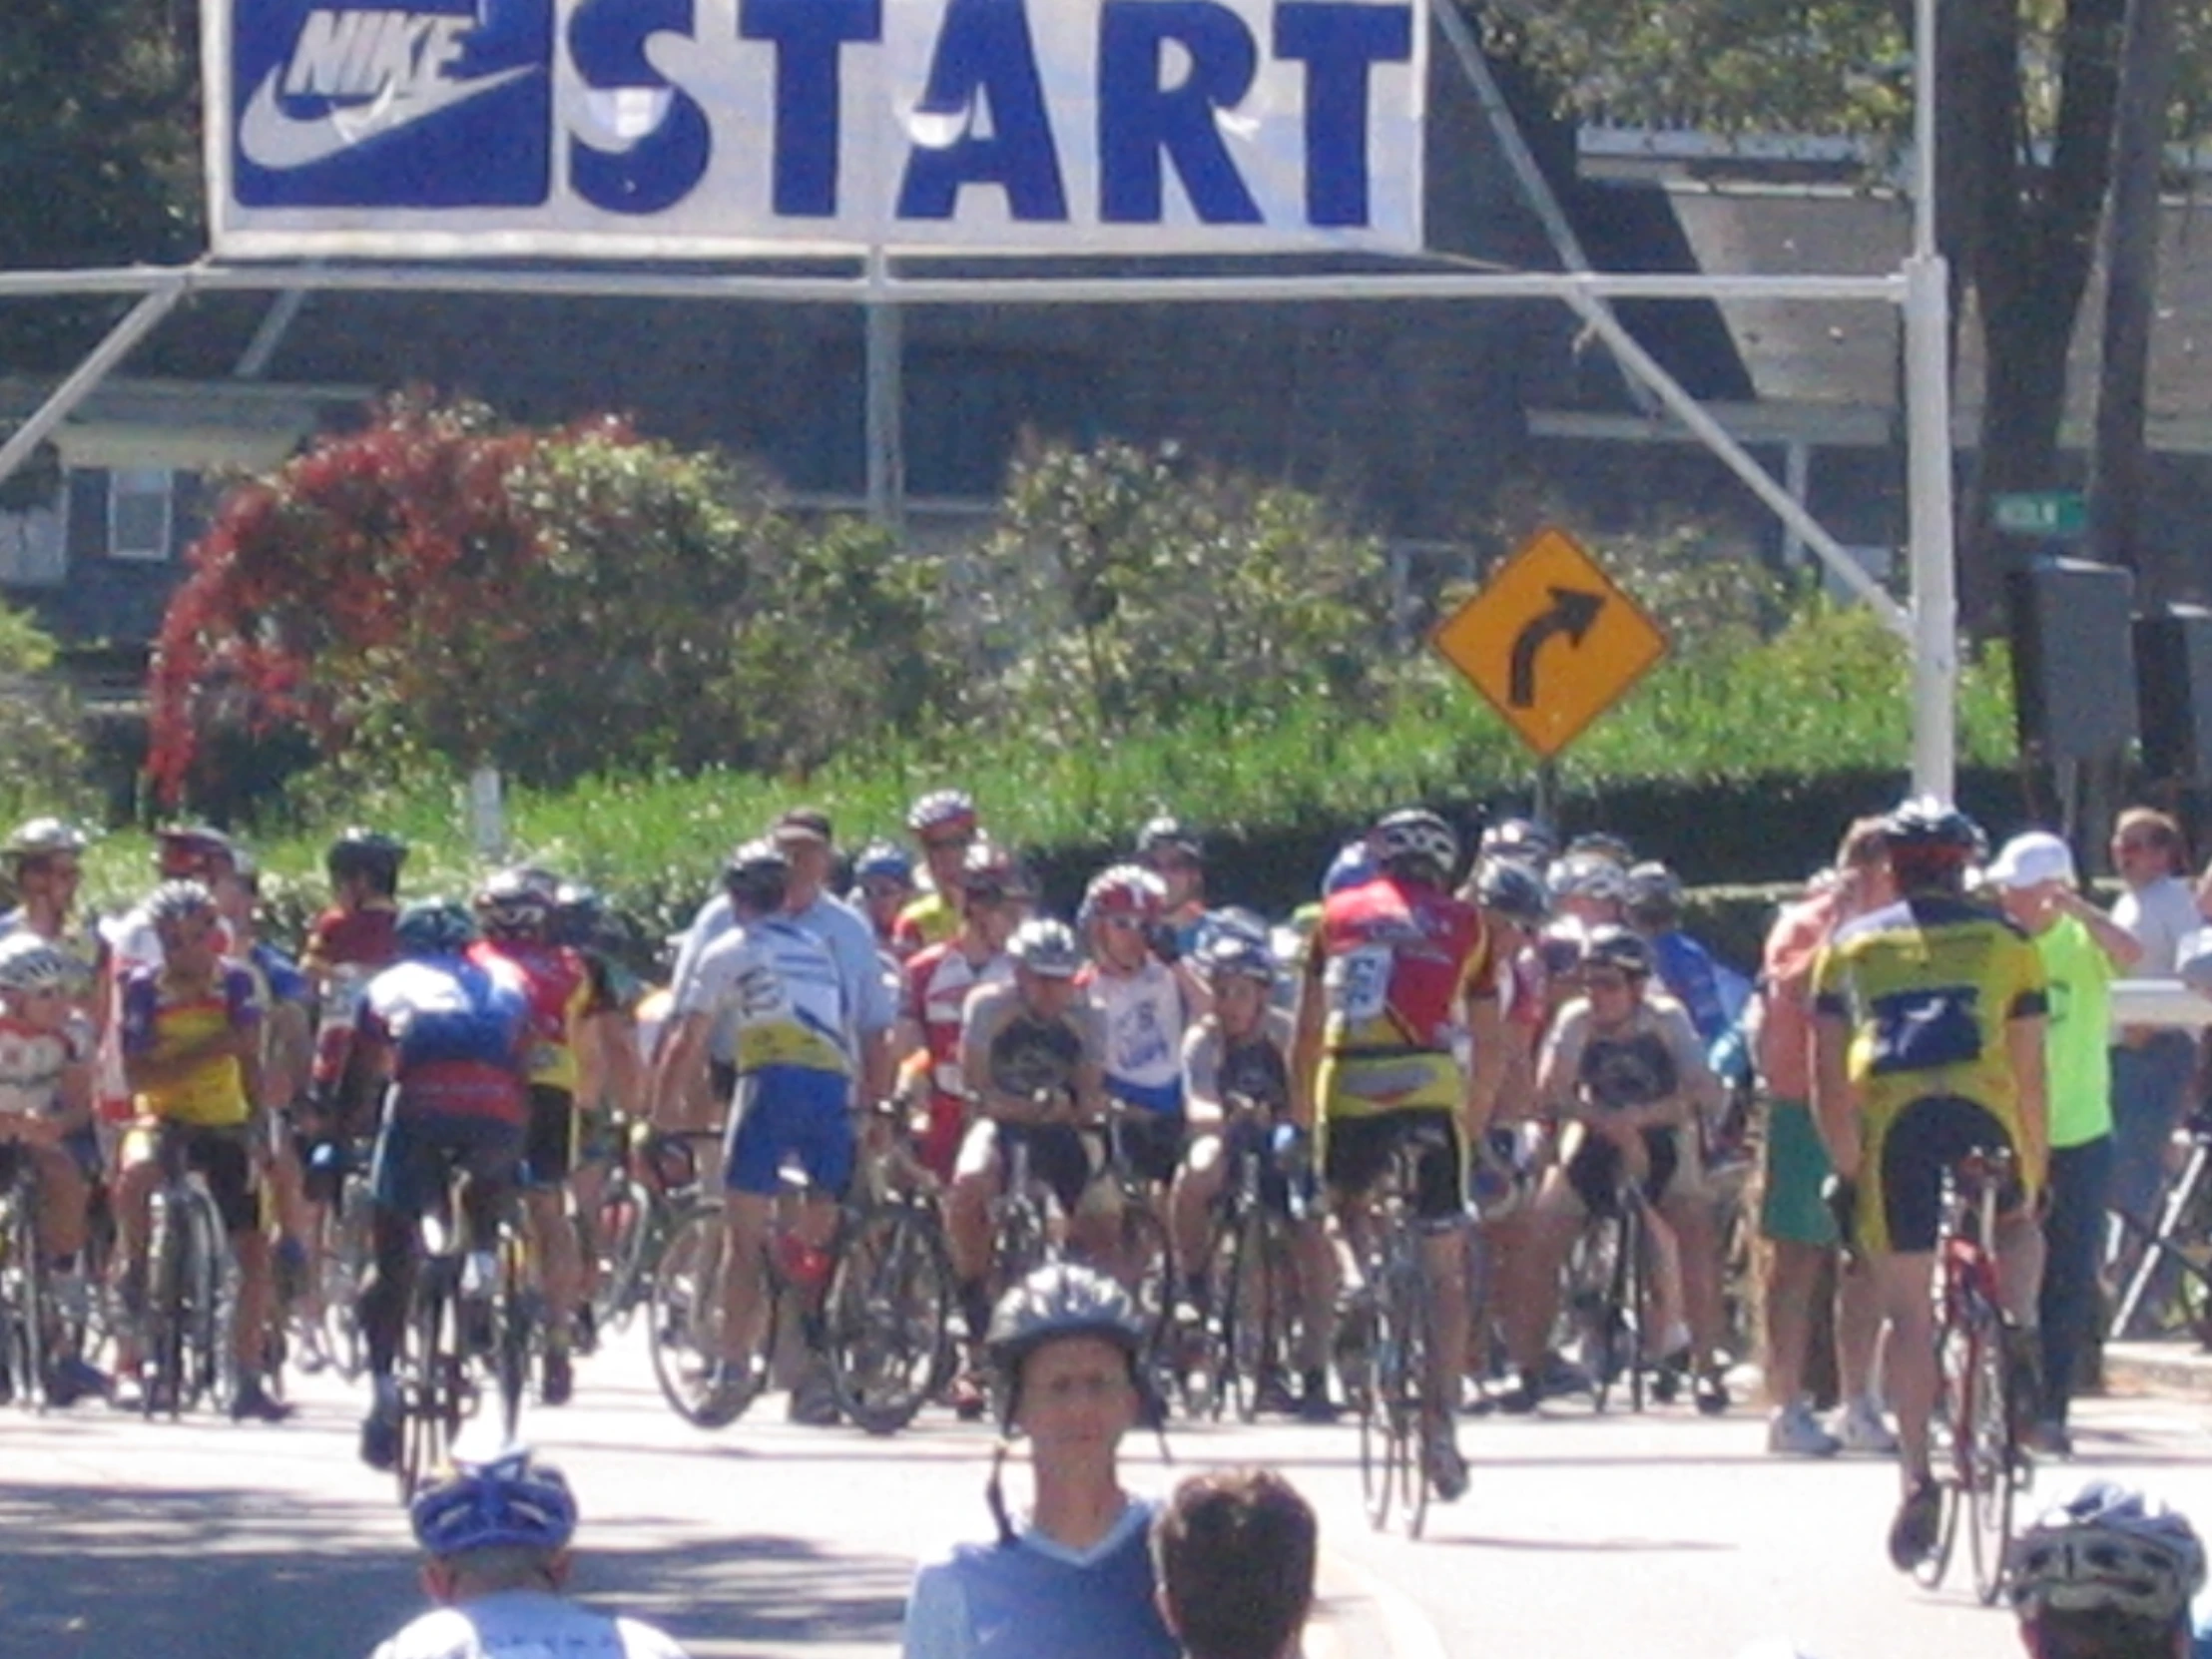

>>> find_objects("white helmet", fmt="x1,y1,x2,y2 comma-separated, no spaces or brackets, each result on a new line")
2008,1482,2207,1624
0,934,78,994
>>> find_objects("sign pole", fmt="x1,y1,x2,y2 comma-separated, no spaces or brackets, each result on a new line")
1906,0,1958,804
1534,760,1560,835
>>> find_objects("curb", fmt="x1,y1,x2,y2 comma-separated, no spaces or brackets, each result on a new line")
2103,1341,2212,1400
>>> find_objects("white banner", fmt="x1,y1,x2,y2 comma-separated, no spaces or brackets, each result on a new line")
206,0,1426,260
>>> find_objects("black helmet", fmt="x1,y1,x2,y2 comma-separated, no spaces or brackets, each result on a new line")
550,881,604,948
985,1262,1146,1424
1475,857,1549,926
1883,795,1984,856
327,827,408,882
1622,860,1684,925
1136,816,1203,864
395,899,476,958
1581,923,1654,979
1479,816,1555,864
1373,809,1458,883
723,839,792,912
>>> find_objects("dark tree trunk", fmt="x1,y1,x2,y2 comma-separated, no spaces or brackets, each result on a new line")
2089,0,2181,603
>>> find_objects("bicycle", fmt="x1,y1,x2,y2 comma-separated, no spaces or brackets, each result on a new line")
1095,1099,1176,1384
392,1165,536,1501
305,1136,374,1381
1348,1136,1444,1538
2106,1112,2212,1345
648,1127,953,1434
0,1148,48,1410
1913,1148,2029,1606
139,1128,237,1418
1195,1107,1305,1422
1565,1173,1653,1415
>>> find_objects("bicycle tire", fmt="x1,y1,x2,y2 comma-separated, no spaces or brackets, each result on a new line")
1567,1217,1621,1413
1386,1240,1433,1539
144,1188,186,1419
1358,1330,1393,1529
1916,1312,1972,1590
2,1189,44,1412
398,1260,458,1503
319,1176,375,1382
825,1201,952,1435
186,1190,235,1412
494,1223,534,1441
1214,1210,1278,1424
588,1169,660,1334
1623,1202,1648,1415
1966,1310,2019,1606
648,1204,756,1428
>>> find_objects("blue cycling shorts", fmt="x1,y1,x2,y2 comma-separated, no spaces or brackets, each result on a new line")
723,1065,854,1200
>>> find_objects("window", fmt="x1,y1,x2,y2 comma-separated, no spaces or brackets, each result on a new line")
108,467,173,561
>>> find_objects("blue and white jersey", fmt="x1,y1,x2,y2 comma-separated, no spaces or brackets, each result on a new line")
363,956,530,1074
901,1500,1177,1659
1086,959,1187,1114
676,917,851,1080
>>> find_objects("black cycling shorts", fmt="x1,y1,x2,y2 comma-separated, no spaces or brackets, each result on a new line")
1322,1110,1464,1227
997,1122,1093,1218
156,1122,260,1237
523,1085,577,1190
1566,1127,1682,1217
1877,1094,2022,1256
1113,1111,1186,1187
370,1110,523,1221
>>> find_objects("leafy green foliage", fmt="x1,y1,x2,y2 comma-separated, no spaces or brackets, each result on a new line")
960,440,1390,749
0,600,91,823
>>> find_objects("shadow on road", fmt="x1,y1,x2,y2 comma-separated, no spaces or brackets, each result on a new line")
0,1481,909,1659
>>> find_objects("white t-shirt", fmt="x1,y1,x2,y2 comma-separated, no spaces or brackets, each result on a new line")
2113,875,2201,977
369,1591,691,1659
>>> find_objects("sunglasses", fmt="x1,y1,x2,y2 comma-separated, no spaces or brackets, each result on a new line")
1101,914,1145,931
1584,971,1633,992
921,833,972,853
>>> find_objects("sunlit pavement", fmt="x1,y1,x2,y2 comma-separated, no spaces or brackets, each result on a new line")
5,1328,2210,1659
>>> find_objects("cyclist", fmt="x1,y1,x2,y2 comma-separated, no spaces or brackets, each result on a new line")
1136,818,1209,959
1811,796,2050,1573
1173,931,1334,1421
1478,816,1555,868
2007,1483,2204,1659
895,791,981,959
469,867,597,1406
1503,925,1732,1413
853,841,919,951
1547,851,1627,930
648,841,853,1414
213,847,319,1357
0,934,107,1404
113,878,289,1420
304,828,407,978
1988,830,2142,1457
352,900,533,1470
0,818,105,1006
378,1449,692,1659
1082,863,1196,1167
1292,807,1504,1502
898,844,1026,1184
945,919,1110,1411
901,1262,1178,1659
1755,818,1897,1458
1623,860,1737,1047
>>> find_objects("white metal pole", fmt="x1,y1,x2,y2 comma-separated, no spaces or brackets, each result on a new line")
864,248,905,533
1906,0,1958,801
0,280,190,491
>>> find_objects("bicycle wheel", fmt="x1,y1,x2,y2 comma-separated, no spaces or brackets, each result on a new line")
493,1223,536,1440
1214,1211,1277,1423
1384,1244,1433,1539
1358,1326,1394,1529
144,1190,186,1419
824,1201,952,1435
1567,1217,1622,1412
319,1177,374,1381
186,1192,236,1412
1622,1204,1647,1415
648,1204,755,1427
1,1192,44,1411
1966,1311,2020,1606
1916,1312,1972,1590
397,1261,460,1503
588,1168,659,1334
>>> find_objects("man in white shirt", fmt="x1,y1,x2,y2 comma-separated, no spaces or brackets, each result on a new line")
2108,809,2201,1229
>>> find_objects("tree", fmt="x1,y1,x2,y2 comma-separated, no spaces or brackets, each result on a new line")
0,2,202,367
960,439,1389,749
1485,0,2207,620
147,395,960,802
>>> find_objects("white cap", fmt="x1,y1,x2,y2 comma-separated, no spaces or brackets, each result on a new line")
1988,830,2076,890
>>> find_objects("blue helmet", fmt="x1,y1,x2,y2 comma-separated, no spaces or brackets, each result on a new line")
409,1448,578,1559
395,899,476,959
852,840,914,885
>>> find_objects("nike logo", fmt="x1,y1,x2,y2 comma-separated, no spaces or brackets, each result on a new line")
238,12,536,171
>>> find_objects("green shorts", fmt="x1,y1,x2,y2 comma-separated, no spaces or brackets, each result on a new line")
1760,1098,1838,1248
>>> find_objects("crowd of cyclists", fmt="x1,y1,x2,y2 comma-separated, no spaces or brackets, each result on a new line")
6,782,2212,1598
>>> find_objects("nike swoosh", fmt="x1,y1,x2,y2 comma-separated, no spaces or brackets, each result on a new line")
237,61,535,171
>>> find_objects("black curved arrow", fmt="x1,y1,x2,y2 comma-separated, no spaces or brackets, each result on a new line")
1507,587,1606,708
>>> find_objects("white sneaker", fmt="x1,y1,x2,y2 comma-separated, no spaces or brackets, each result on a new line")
1833,1396,1900,1454
1767,1400,1842,1457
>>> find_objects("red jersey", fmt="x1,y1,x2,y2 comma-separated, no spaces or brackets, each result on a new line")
303,903,400,977
467,938,591,1093
901,940,1009,1179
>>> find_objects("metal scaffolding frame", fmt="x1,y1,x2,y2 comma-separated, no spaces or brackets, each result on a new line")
0,0,1957,795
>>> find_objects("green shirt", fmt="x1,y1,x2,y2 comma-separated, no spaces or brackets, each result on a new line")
2034,913,2115,1149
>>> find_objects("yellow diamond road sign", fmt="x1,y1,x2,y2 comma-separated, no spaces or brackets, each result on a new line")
1430,527,1668,760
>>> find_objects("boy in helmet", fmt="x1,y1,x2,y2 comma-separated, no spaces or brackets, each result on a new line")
375,1449,691,1659
901,1262,1178,1659
895,791,982,959
2007,1482,2205,1659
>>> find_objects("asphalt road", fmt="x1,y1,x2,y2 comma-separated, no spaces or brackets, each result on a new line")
5,1330,2211,1659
